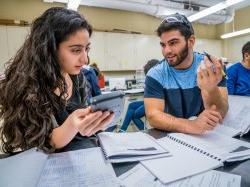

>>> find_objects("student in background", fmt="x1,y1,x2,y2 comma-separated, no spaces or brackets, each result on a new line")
144,13,228,135
82,56,101,96
119,59,159,132
90,63,106,89
0,7,114,153
227,41,250,96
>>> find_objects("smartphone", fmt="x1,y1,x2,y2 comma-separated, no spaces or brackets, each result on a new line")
89,90,125,129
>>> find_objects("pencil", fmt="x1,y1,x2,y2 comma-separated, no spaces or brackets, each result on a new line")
203,51,227,79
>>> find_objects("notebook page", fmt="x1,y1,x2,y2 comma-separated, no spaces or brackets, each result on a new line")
222,95,250,135
37,147,121,187
119,163,241,187
0,148,48,187
169,132,250,161
98,132,169,157
107,152,171,163
213,124,240,137
189,116,240,138
141,137,222,184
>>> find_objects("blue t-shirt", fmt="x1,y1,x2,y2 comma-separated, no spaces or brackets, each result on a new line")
227,62,250,96
144,52,226,118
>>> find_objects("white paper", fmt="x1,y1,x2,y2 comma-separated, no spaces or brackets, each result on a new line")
0,148,48,187
119,164,241,187
222,95,250,136
37,147,121,187
189,95,250,137
124,88,144,94
169,132,250,161
98,132,170,163
141,137,222,184
108,152,171,163
109,77,126,90
213,124,240,137
119,164,163,187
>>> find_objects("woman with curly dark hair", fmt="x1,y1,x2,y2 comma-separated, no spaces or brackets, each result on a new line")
0,7,114,153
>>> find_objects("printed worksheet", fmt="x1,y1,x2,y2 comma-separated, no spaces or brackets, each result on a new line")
119,163,241,187
37,148,121,187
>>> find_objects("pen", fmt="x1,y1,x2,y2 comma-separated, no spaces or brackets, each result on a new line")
203,51,227,79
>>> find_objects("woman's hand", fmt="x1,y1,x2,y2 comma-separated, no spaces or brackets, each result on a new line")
67,107,114,137
79,110,114,137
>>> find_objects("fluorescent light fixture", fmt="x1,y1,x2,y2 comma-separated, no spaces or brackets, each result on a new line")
67,0,81,11
188,0,247,22
221,28,250,39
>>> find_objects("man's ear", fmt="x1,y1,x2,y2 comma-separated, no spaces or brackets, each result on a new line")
188,35,195,48
244,52,250,60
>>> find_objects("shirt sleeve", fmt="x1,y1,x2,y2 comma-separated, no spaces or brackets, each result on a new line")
218,65,227,87
144,76,164,99
226,65,237,95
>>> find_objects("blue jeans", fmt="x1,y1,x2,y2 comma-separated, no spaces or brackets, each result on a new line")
120,101,145,131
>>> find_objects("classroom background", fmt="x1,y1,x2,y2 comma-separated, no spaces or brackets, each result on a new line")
0,0,250,81
1,1,250,186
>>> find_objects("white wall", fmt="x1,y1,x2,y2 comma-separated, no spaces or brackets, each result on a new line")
89,32,224,71
0,25,227,73
88,32,162,71
0,26,8,71
0,26,29,72
223,34,250,63
194,38,223,58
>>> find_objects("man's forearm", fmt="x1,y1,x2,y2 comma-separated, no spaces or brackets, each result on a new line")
202,87,228,118
147,111,190,133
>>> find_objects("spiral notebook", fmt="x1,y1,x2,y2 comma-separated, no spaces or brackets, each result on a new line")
97,132,171,163
141,135,223,184
142,132,250,184
168,132,250,162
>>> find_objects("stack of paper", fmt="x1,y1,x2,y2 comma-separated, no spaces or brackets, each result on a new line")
218,95,250,137
0,148,47,187
119,163,241,187
97,132,171,163
0,147,121,187
37,148,121,187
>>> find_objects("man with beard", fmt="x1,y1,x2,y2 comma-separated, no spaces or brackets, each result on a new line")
144,13,228,135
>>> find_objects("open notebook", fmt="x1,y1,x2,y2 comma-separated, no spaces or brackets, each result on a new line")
142,131,250,184
142,136,223,184
97,132,171,163
0,147,121,187
215,95,250,137
167,132,250,162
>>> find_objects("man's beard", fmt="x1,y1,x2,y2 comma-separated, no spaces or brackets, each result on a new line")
166,42,189,67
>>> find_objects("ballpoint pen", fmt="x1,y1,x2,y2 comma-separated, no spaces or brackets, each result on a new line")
203,51,228,79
